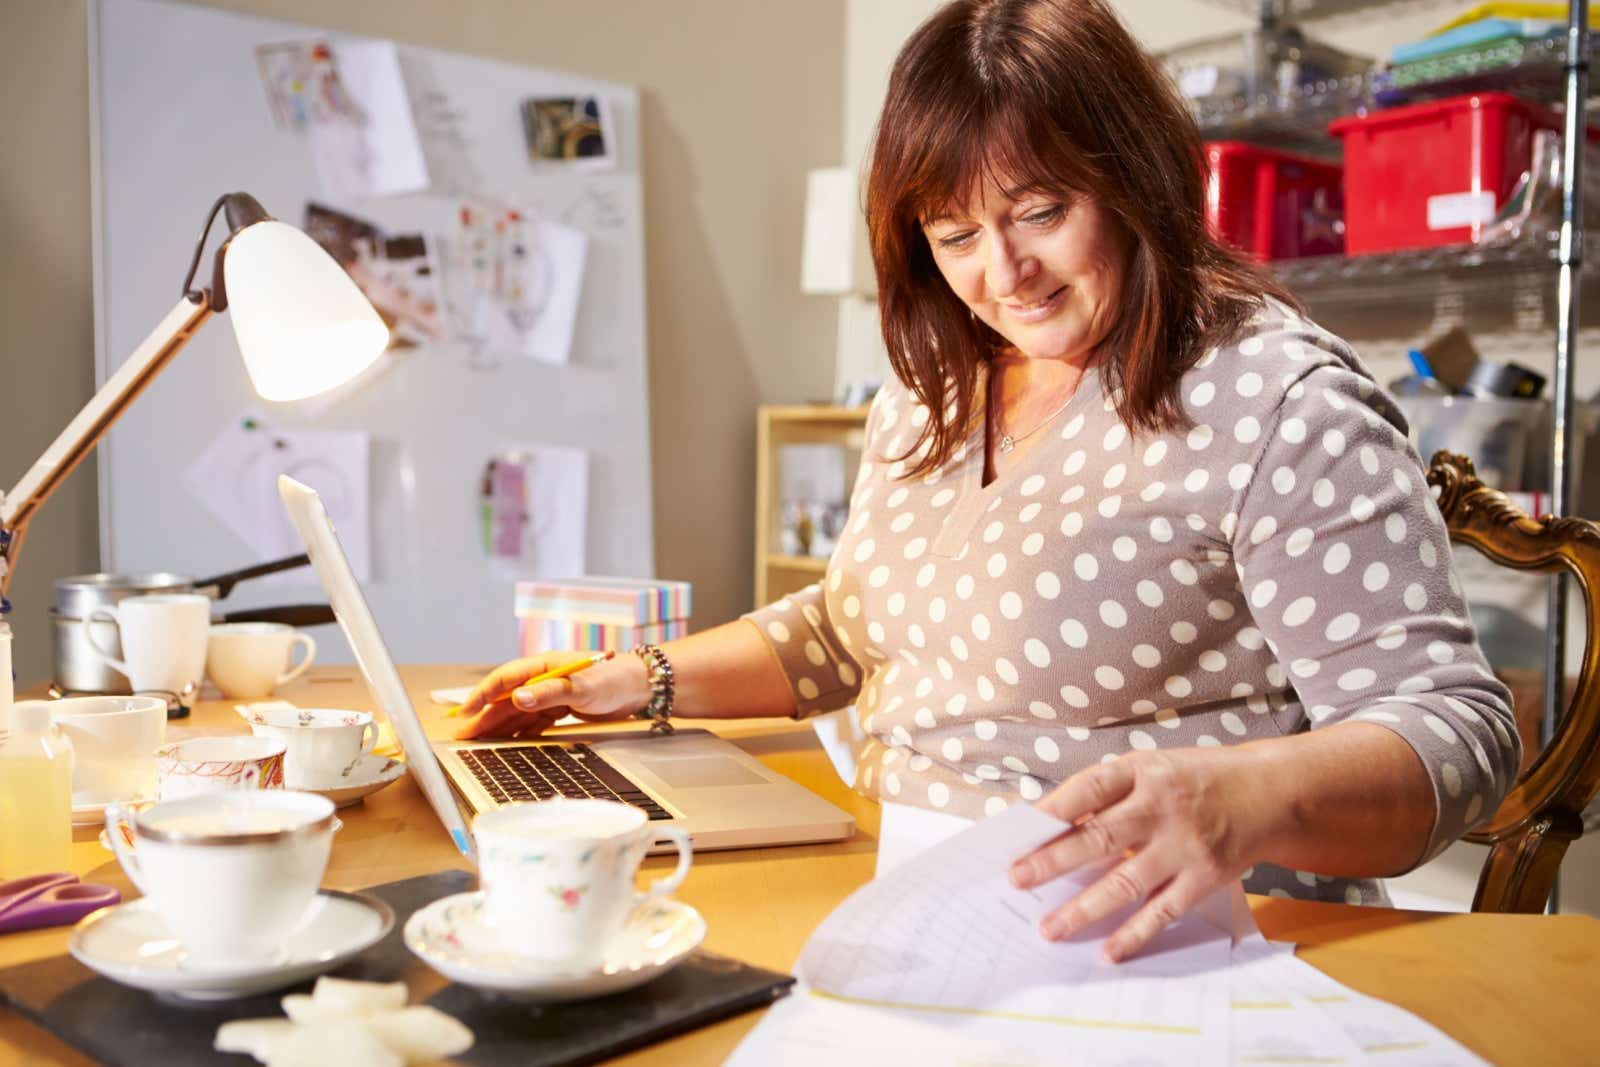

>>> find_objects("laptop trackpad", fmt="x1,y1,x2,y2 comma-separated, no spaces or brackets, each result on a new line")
638,756,767,788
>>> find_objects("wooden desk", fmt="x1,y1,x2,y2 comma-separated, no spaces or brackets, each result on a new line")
2,665,1599,1064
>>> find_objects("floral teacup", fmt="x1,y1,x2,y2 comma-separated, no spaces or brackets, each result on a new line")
240,706,379,789
472,798,691,969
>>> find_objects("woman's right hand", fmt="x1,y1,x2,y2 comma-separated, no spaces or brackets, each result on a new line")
451,652,648,740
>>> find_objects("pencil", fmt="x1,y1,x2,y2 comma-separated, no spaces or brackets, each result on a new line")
447,650,617,717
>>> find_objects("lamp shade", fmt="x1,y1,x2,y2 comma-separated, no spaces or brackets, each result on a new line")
222,220,389,401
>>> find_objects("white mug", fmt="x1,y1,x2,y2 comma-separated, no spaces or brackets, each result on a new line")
82,593,211,697
207,623,317,699
473,798,692,969
104,790,334,968
155,735,286,800
242,707,379,789
29,696,168,805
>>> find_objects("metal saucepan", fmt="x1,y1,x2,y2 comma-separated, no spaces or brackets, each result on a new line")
50,554,337,695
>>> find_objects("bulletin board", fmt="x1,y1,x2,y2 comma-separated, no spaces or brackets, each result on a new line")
88,0,653,665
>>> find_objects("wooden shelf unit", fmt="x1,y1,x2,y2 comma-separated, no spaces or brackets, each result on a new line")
754,405,870,607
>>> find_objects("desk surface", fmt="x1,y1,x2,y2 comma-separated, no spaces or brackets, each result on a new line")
2,664,1598,1065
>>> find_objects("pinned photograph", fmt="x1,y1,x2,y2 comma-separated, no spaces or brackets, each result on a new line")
304,202,445,349
519,96,616,169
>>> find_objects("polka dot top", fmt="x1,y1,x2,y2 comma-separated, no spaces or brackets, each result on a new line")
745,300,1519,906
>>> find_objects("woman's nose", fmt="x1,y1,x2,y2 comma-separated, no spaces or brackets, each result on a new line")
986,236,1036,299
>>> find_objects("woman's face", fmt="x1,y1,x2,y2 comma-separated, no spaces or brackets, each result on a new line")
922,178,1128,366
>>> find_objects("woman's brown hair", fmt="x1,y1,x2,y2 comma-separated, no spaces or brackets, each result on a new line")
866,0,1300,477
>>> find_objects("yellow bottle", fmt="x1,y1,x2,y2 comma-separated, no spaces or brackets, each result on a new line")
0,701,75,877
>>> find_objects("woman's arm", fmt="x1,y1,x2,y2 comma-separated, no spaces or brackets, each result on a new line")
453,618,800,738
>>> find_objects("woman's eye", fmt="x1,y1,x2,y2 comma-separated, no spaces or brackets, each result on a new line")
1024,206,1063,225
937,230,977,250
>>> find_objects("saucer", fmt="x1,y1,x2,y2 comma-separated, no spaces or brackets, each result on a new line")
71,793,154,828
404,892,705,1001
299,755,408,808
69,889,393,1000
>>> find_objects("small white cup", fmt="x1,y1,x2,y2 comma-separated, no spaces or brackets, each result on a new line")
155,735,286,800
242,707,379,789
207,623,317,699
82,593,211,696
473,798,692,969
28,696,167,805
104,790,334,968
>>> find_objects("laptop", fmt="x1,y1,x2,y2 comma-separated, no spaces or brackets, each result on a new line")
276,475,856,859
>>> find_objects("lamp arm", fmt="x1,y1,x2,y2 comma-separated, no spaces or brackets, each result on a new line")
0,293,215,598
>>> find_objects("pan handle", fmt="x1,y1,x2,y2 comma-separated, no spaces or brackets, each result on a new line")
194,554,312,599
218,603,336,628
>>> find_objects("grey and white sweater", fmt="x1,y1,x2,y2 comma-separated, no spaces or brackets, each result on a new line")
746,300,1519,905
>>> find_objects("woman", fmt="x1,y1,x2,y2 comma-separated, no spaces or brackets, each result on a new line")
457,0,1518,962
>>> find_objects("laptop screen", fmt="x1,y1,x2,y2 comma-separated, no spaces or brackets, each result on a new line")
277,475,476,859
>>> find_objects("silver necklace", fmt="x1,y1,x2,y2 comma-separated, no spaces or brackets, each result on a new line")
993,386,1077,454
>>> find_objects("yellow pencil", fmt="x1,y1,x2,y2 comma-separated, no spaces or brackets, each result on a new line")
447,650,617,716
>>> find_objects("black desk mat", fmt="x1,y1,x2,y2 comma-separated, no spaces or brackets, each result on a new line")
0,870,794,1066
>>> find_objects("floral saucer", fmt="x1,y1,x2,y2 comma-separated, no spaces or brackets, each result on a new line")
301,754,407,809
69,889,393,1000
404,892,705,1001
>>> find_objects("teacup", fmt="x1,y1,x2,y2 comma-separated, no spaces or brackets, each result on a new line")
105,790,335,968
26,696,167,805
243,707,379,789
81,593,211,697
155,735,286,800
207,623,317,699
473,798,692,969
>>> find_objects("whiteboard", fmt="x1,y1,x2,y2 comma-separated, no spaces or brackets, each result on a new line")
89,0,653,665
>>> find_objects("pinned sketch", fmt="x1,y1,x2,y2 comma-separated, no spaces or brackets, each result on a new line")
519,96,616,169
478,445,588,577
184,419,372,582
254,40,322,130
438,201,588,366
300,39,428,199
304,202,444,349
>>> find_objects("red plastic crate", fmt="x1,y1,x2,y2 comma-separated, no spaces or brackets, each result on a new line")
1202,141,1344,261
1329,92,1559,255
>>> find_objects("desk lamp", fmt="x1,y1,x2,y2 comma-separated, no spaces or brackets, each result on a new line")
0,192,389,605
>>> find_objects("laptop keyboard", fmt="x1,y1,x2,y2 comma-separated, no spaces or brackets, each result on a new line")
458,743,673,821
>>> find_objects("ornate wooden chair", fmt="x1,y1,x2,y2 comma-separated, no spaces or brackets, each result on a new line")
1427,450,1600,913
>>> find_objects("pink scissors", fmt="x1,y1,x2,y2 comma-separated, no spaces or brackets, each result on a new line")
0,873,120,934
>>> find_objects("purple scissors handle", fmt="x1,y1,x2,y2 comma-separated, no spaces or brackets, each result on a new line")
0,873,120,934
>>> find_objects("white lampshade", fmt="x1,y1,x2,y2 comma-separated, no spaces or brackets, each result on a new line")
222,220,389,402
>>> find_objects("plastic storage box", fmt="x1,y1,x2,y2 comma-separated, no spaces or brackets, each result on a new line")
1202,141,1345,260
1328,92,1559,254
514,576,691,655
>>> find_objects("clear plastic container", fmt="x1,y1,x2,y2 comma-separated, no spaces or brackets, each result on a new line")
0,620,11,738
1394,394,1600,500
0,702,74,877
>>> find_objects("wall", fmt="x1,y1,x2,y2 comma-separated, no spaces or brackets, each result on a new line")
0,0,847,685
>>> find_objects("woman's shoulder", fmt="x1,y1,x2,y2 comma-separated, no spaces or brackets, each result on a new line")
1181,298,1399,434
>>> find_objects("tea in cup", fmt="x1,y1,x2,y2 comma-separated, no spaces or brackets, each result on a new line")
27,695,167,805
207,623,317,699
473,798,692,969
104,790,335,968
156,735,286,800
242,707,379,789
81,593,211,697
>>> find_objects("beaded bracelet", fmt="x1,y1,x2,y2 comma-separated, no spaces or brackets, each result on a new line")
632,643,676,734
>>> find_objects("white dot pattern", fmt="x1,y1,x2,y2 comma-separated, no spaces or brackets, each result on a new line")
744,309,1517,907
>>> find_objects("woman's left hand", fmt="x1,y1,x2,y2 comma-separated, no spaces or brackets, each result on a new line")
1008,744,1283,963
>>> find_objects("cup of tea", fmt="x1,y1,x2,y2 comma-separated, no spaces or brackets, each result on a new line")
81,593,211,697
104,790,335,968
27,695,168,805
242,707,379,789
207,623,317,700
473,798,692,969
155,735,286,800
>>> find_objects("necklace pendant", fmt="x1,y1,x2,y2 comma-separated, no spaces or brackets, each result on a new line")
998,434,1015,454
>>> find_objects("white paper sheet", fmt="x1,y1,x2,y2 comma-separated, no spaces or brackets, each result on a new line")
307,40,429,199
428,686,580,728
184,421,371,581
478,444,588,578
